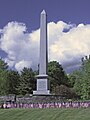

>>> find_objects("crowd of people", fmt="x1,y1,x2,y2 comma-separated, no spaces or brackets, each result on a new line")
0,101,90,109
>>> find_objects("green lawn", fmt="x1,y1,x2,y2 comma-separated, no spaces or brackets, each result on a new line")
0,108,90,120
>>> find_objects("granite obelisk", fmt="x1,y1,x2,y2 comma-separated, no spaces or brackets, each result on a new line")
33,10,50,95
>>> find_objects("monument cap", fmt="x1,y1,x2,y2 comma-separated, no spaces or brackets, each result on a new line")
41,10,46,14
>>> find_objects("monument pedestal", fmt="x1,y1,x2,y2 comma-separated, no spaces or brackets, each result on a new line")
33,74,50,95
33,90,50,95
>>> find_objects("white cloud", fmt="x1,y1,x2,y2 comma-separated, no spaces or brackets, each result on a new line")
0,21,39,71
0,21,90,72
48,22,90,72
15,60,32,72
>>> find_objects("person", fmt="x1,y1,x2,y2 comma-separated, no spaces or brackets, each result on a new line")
3,103,7,109
7,103,11,108
1,104,4,109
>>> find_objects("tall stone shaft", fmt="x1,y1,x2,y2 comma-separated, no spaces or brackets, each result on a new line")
33,10,50,95
39,10,48,75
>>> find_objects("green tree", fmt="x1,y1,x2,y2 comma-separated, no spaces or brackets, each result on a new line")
18,67,36,95
0,58,8,70
0,70,9,95
70,59,90,100
6,70,20,95
0,58,8,95
68,71,79,88
80,59,90,99
48,61,69,92
72,71,83,97
52,85,77,98
0,58,20,95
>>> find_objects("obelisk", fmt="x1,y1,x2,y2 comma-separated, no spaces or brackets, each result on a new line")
33,10,50,95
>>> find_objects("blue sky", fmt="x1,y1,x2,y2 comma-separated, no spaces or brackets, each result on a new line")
0,0,90,30
0,0,90,72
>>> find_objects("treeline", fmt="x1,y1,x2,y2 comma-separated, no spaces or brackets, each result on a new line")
0,58,90,100
69,58,90,100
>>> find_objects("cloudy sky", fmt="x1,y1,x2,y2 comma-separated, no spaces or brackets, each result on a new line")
0,0,90,73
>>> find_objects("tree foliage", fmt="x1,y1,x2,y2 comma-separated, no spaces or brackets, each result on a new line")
0,59,36,95
0,59,21,95
0,58,8,70
52,85,77,98
0,70,9,95
48,61,69,92
6,70,20,95
18,67,36,95
0,58,9,95
2,57,90,100
69,59,90,100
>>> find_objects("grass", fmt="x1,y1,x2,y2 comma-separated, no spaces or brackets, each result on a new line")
0,108,90,120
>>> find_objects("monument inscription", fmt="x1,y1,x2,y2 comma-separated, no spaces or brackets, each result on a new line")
37,79,48,90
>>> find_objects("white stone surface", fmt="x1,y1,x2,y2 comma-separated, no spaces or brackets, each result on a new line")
39,9,48,75
33,90,50,95
41,10,46,14
37,79,48,90
33,10,50,95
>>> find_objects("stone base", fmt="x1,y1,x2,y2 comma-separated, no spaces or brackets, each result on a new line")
33,90,50,95
33,74,50,95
